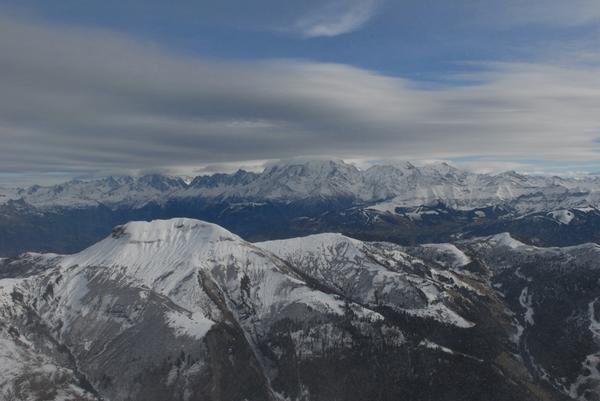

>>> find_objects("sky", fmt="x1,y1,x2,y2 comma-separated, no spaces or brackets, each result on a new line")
0,0,599,185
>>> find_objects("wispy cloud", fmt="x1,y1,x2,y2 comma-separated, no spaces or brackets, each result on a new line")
498,0,600,27
293,0,382,38
0,15,599,183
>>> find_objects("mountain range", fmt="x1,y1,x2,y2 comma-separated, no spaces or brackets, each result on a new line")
2,217,599,401
2,159,600,257
3,160,600,210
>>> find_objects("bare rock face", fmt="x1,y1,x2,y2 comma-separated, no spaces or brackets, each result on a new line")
0,218,597,401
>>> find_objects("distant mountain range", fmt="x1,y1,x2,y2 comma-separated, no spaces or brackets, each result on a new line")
3,159,600,210
2,218,598,400
1,159,600,256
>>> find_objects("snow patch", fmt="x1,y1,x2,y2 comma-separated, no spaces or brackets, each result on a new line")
519,287,535,326
570,299,600,400
548,209,575,225
165,310,213,340
367,199,399,214
421,243,471,268
487,233,526,249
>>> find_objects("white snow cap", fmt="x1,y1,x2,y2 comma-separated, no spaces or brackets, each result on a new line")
111,218,237,243
60,218,241,284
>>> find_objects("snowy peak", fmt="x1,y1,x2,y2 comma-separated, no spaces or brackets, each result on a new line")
189,169,259,189
60,218,243,283
260,231,362,250
258,232,367,270
136,174,187,191
57,218,381,324
5,174,187,208
257,159,362,199
259,232,477,328
110,218,237,244
479,232,528,250
263,159,358,177
4,159,600,211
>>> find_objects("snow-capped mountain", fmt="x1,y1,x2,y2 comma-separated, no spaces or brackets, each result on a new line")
0,175,187,209
259,233,474,327
2,218,597,400
3,159,600,210
364,164,600,213
2,159,600,258
260,230,600,401
0,219,384,400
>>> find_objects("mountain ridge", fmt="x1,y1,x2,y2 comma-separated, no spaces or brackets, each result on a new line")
2,159,600,258
3,159,600,210
2,218,598,400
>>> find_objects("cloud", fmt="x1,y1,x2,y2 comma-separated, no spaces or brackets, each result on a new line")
0,15,599,183
498,0,600,27
293,0,382,38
